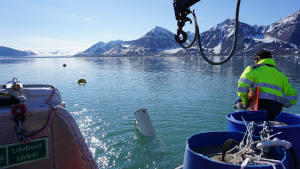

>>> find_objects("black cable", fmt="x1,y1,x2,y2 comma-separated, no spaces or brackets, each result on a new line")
221,139,240,161
195,0,241,65
175,0,242,65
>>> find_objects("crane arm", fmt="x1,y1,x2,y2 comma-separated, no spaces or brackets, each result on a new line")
173,0,200,21
173,0,200,44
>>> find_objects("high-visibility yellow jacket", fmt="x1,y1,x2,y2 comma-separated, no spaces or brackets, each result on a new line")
237,58,298,107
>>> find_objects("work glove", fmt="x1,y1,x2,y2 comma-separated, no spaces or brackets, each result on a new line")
233,97,246,109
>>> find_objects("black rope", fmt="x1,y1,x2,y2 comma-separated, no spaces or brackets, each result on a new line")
221,139,240,161
196,0,241,65
175,0,242,65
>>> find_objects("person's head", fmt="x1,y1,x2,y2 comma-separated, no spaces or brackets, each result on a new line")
254,49,272,64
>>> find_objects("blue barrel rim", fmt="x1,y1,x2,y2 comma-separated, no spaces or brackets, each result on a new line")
226,111,300,129
185,131,287,168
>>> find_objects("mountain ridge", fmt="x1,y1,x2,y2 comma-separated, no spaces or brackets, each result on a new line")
76,10,300,57
0,46,36,57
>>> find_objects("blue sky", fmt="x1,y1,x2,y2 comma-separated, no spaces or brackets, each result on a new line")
0,0,299,54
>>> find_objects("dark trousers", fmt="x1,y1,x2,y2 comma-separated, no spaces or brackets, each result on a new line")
258,99,283,121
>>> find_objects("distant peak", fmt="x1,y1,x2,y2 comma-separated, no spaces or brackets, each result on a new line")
107,39,123,43
213,19,233,30
143,26,173,38
150,26,170,33
150,26,168,32
222,19,235,25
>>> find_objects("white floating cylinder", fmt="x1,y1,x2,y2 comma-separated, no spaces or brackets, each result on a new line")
134,109,156,137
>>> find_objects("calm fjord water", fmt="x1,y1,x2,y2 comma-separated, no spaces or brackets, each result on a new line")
0,56,299,169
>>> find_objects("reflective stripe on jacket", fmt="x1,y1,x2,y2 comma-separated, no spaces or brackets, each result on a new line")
237,58,298,107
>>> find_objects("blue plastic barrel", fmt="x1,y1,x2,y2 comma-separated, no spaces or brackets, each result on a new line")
226,111,300,168
183,131,287,169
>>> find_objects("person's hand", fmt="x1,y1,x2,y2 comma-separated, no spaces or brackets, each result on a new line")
234,101,245,109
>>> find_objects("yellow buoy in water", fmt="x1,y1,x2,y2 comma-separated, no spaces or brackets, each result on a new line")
78,79,87,85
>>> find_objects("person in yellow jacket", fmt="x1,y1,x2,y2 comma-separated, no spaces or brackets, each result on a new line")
237,49,298,120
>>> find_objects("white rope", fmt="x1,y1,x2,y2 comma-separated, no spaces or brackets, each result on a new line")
240,157,250,169
246,155,287,169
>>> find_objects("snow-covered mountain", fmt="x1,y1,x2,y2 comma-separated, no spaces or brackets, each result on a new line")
76,26,180,57
264,10,300,46
0,46,35,57
84,41,106,53
76,10,300,57
245,10,299,55
178,10,300,56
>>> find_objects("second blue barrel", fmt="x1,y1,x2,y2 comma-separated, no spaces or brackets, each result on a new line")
183,131,287,169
